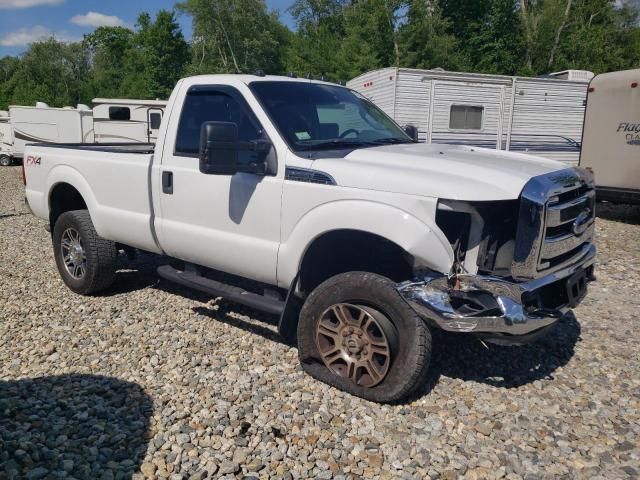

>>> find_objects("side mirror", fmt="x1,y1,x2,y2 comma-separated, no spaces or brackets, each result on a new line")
199,121,239,175
199,121,272,175
404,124,419,141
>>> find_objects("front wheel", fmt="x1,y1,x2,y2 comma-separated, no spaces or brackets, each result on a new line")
52,210,117,295
297,272,432,403
0,155,11,167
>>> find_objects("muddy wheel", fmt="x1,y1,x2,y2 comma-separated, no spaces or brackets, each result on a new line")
0,155,11,167
297,272,432,403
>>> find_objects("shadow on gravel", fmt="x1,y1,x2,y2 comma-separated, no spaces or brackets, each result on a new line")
98,252,165,296
596,202,640,225
0,374,152,479
192,305,286,346
410,313,581,398
153,272,288,346
0,212,29,220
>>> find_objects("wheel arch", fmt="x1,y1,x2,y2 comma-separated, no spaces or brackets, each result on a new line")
277,199,454,289
277,200,454,342
46,166,102,234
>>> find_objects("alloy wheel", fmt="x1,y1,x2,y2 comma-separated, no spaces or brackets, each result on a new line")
61,227,87,279
315,303,393,387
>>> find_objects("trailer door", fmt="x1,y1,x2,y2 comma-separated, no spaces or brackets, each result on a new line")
429,80,504,150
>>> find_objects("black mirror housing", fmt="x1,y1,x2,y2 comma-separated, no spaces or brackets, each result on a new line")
199,121,240,175
404,124,419,141
199,121,273,175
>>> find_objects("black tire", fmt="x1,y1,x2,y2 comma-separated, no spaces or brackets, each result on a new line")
297,272,432,403
0,155,11,167
52,210,117,295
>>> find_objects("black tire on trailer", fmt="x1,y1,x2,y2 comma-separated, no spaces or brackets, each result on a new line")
297,271,432,403
0,155,11,167
52,210,117,295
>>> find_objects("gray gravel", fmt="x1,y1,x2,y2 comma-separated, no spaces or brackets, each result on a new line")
1,165,639,479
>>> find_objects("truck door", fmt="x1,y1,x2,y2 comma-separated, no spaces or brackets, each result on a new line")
156,85,282,285
428,80,505,149
147,108,163,143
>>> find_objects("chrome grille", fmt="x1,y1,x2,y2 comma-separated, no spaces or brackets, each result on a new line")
512,168,595,280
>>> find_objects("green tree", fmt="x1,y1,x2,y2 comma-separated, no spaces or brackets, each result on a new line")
177,0,290,74
286,0,347,79
83,26,146,98
136,10,190,98
399,1,467,71
2,39,90,108
0,56,21,109
335,0,405,80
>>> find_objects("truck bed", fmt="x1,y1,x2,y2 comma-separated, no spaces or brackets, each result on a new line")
28,142,155,154
24,142,162,254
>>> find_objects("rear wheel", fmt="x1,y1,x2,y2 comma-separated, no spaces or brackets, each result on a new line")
0,155,11,167
297,272,432,403
52,210,117,295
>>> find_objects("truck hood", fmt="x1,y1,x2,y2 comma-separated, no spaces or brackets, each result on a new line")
312,143,566,201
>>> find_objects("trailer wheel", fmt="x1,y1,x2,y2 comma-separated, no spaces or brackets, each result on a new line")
297,272,432,403
0,155,11,167
52,210,117,295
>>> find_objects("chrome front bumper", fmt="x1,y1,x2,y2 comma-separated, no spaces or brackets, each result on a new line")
398,244,595,339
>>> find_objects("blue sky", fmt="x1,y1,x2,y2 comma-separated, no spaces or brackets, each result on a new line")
0,0,295,57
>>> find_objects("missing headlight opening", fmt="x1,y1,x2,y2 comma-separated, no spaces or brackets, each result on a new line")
436,199,520,278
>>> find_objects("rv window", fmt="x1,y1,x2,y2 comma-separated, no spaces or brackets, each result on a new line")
449,105,483,130
149,112,162,130
109,106,131,121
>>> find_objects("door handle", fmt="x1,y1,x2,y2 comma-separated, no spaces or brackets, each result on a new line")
162,171,173,194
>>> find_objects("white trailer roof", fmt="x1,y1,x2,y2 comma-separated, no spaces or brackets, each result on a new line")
350,68,594,86
92,98,168,107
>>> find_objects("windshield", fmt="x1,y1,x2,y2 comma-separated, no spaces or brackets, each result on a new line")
250,81,412,151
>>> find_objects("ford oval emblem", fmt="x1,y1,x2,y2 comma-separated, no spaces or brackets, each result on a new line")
572,208,592,235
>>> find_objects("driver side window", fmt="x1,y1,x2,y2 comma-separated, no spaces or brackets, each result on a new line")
175,89,262,166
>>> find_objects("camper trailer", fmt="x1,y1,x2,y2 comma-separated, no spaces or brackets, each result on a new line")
92,98,167,144
8,103,94,161
0,110,12,166
580,69,640,205
347,68,593,165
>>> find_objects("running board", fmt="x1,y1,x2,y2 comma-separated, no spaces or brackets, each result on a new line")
157,265,285,315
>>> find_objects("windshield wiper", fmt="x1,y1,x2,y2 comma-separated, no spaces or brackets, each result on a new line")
370,137,415,145
297,139,377,151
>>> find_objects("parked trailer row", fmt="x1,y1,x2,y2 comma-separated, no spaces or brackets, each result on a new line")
0,98,167,166
347,68,593,165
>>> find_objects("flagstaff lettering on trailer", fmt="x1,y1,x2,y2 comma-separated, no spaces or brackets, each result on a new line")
617,122,640,146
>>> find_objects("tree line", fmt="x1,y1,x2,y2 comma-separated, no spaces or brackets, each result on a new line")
1,0,639,110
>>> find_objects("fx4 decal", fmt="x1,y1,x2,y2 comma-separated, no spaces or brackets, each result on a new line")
26,155,42,166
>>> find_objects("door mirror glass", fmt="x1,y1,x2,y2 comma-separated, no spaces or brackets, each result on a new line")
199,121,240,175
404,124,419,141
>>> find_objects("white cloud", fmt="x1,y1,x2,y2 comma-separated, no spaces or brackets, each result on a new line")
0,25,77,46
0,0,64,9
70,11,128,28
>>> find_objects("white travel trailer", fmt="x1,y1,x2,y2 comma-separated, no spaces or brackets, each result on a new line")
347,68,593,165
8,103,94,161
0,110,12,166
92,98,167,144
580,68,640,204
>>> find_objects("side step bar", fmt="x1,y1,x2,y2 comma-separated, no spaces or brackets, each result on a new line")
157,265,285,315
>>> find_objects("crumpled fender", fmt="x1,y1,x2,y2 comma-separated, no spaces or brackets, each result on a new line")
277,199,454,287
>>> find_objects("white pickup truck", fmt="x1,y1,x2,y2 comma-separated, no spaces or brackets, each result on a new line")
24,74,596,402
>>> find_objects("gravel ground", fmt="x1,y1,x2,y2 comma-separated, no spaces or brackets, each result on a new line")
1,165,639,480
